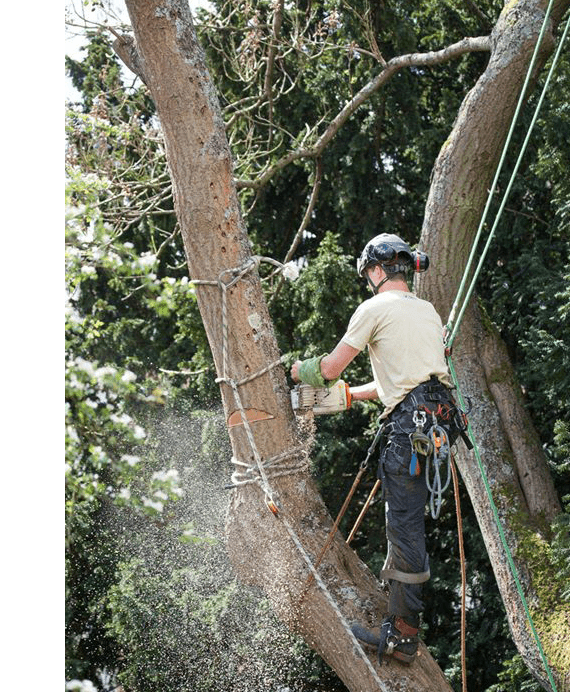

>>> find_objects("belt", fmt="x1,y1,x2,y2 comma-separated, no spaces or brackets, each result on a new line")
390,377,449,417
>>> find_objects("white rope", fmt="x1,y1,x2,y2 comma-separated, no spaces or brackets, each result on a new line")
194,256,387,689
194,257,287,497
230,446,309,487
281,515,391,692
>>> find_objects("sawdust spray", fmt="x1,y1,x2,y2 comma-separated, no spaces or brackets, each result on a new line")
97,405,343,692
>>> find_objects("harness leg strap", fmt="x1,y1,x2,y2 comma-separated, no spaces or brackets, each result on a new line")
381,544,430,584
380,567,431,584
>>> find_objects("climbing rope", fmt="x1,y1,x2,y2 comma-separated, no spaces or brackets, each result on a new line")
448,360,559,692
425,424,451,520
445,0,567,349
450,453,467,692
194,257,305,500
442,8,568,691
195,257,390,690
229,446,308,489
346,478,381,545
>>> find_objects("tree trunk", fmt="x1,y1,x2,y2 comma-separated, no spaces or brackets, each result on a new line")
122,1,454,689
120,0,569,690
419,1,569,688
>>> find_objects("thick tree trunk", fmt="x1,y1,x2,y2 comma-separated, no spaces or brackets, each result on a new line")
419,1,569,689
120,0,569,690
122,1,455,690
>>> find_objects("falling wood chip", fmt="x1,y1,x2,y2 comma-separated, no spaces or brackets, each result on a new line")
227,409,275,428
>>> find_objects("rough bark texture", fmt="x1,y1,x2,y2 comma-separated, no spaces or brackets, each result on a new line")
122,1,457,690
120,0,569,690
418,1,569,689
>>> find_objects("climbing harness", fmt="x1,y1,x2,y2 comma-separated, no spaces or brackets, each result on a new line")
401,386,472,519
196,257,390,691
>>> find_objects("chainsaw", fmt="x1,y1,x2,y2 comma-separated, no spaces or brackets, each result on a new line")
291,379,352,416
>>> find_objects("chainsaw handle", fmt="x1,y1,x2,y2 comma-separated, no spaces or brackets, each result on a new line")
344,381,352,409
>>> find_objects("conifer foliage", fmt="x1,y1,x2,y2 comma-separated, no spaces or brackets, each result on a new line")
65,3,569,691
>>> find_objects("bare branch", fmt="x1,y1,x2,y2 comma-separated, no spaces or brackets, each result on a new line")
264,0,285,146
268,157,323,305
112,33,149,86
158,367,209,376
235,35,491,190
283,157,322,265
156,224,181,259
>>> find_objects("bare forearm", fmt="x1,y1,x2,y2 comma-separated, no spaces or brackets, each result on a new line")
320,341,361,381
349,381,379,400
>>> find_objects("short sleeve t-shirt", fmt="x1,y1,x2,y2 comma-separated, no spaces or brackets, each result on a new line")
341,290,451,417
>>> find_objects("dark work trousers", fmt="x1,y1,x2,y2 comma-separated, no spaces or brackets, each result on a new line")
378,377,459,624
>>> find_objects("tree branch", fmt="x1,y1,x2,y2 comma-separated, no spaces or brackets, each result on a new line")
268,158,322,305
112,33,149,86
235,35,491,190
264,0,285,147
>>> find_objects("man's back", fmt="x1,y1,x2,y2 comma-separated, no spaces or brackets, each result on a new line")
342,289,450,415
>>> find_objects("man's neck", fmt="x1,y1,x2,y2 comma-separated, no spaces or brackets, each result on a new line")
377,278,410,294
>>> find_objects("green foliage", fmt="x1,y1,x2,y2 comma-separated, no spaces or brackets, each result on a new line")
486,654,544,692
275,232,361,355
65,3,569,691
104,550,342,692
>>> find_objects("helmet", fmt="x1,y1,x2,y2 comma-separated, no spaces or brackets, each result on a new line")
357,233,429,276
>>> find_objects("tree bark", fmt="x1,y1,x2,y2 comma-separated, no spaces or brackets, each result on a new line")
419,1,569,688
120,0,569,690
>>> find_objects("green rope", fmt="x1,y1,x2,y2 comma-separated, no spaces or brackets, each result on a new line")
445,0,560,349
447,358,559,692
442,9,570,691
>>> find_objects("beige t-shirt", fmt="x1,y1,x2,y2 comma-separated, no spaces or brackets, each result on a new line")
341,290,451,418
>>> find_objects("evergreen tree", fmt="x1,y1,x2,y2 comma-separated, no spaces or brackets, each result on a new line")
65,2,569,689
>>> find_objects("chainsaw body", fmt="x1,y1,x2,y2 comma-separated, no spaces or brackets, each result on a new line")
291,379,352,415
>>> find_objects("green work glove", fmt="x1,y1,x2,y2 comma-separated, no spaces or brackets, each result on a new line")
297,354,339,388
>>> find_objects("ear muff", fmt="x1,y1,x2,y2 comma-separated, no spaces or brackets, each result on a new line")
412,251,429,272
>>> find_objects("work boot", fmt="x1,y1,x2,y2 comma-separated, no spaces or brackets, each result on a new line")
351,615,419,664
377,615,419,664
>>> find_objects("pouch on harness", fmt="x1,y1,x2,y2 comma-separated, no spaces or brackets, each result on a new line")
384,377,472,518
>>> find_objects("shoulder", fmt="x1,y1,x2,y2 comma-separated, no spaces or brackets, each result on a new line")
350,294,388,318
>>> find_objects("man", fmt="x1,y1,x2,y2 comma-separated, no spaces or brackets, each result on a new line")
291,233,462,664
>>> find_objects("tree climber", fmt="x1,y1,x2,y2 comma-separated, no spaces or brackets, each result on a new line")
291,233,464,664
